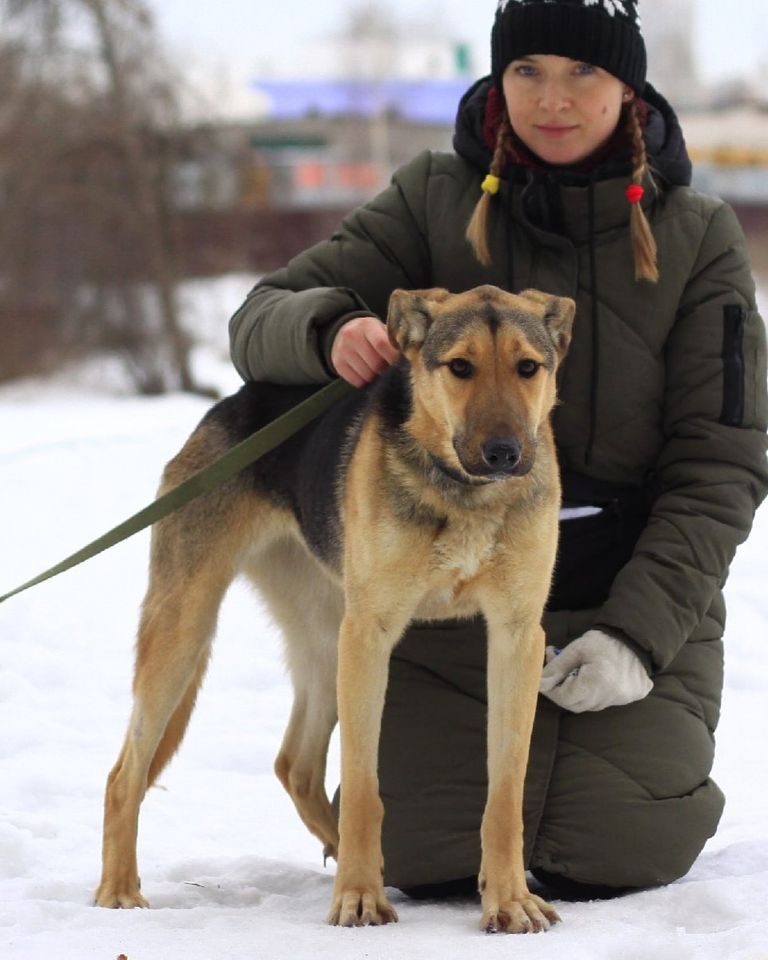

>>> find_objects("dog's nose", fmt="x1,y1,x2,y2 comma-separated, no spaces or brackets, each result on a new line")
481,437,521,473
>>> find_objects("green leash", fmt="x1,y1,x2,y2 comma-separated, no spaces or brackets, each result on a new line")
0,378,355,606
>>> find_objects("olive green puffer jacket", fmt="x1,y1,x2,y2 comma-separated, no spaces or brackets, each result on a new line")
230,80,768,890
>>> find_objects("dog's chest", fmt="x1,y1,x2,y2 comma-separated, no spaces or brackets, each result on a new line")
412,512,507,618
433,512,502,577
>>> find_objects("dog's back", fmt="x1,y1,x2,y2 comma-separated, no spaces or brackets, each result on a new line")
200,380,364,567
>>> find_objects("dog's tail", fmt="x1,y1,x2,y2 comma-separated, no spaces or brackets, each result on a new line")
131,420,257,789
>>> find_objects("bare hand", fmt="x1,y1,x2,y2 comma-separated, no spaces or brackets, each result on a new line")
330,316,400,387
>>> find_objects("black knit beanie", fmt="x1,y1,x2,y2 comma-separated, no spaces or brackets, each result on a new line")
491,0,647,93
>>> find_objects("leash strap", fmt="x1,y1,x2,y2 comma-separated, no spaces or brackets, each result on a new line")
0,378,355,605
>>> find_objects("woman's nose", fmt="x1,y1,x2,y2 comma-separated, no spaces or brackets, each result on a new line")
538,81,571,111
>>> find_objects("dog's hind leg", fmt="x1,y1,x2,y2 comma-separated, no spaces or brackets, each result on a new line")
244,540,343,860
95,468,263,909
274,677,339,860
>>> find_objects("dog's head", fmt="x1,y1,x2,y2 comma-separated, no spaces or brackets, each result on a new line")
387,285,574,482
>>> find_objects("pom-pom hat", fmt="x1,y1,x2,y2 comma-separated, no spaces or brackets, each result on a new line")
491,0,647,94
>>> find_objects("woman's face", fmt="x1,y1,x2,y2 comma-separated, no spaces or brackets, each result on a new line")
502,54,632,165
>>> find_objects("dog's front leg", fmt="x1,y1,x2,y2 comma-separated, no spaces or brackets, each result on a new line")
478,613,561,934
326,605,407,927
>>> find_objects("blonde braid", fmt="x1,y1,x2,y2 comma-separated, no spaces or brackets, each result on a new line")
466,112,513,267
626,100,659,283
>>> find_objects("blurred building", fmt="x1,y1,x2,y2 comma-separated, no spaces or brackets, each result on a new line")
642,0,702,107
682,106,768,204
242,80,464,209
240,18,473,210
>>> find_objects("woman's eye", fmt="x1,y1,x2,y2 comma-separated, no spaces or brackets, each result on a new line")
574,62,596,76
518,359,540,379
448,358,473,379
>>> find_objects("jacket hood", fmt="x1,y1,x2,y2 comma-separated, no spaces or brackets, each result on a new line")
452,76,692,189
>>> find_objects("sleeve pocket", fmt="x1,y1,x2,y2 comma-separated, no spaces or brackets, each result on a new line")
720,304,746,427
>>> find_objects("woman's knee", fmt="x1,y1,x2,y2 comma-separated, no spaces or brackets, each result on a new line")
526,684,724,889
530,772,725,889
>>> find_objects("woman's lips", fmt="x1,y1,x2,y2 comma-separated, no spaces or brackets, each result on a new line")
535,124,578,138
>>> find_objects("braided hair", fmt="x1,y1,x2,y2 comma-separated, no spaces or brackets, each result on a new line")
465,112,514,267
625,99,658,282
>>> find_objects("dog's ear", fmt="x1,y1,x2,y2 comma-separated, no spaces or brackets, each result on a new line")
518,289,575,362
387,288,451,352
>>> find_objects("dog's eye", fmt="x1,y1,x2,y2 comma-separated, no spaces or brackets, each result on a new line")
517,359,540,379
448,358,474,379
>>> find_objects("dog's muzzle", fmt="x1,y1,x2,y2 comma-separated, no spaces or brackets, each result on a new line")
450,433,533,482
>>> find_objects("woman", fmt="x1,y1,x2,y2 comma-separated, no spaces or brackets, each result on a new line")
230,0,768,900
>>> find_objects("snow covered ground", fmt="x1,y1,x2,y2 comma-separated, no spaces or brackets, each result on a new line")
1,276,767,959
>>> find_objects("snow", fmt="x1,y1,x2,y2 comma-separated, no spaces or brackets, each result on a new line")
1,276,767,959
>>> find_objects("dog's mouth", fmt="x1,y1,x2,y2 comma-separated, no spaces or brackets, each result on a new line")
451,435,534,482
428,453,496,486
428,449,533,487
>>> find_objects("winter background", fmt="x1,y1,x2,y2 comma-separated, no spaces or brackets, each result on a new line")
1,274,767,960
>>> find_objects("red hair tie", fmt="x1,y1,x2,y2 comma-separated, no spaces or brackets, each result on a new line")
625,184,645,204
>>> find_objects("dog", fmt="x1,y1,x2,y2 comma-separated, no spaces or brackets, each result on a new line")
94,284,574,933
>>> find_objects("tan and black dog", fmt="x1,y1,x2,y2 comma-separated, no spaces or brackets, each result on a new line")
95,285,574,933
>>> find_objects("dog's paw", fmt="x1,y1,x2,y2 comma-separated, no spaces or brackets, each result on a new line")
94,882,149,909
480,892,560,934
327,887,398,927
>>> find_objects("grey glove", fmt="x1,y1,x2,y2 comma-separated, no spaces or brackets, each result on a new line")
539,629,653,713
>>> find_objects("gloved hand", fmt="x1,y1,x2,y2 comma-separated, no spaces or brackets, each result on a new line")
539,629,653,713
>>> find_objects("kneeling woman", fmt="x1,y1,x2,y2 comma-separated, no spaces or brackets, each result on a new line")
229,0,768,899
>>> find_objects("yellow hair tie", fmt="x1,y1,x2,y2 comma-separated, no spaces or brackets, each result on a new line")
481,173,501,195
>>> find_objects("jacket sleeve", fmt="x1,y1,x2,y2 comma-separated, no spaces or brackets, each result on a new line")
596,202,768,671
229,151,434,384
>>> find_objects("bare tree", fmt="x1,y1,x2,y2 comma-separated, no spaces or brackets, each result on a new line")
0,0,199,393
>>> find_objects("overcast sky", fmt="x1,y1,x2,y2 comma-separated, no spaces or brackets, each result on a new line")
151,0,765,89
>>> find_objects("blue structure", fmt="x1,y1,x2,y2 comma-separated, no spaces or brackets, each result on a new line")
251,79,473,125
